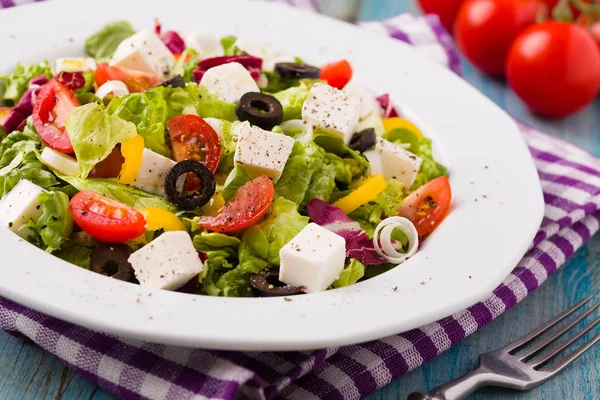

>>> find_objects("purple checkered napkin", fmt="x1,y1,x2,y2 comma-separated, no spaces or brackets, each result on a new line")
2,1,600,399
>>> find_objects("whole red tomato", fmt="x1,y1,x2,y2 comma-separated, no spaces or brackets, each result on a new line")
507,22,600,118
417,0,465,32
455,0,542,77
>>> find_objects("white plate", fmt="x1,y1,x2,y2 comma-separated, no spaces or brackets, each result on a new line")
0,0,544,350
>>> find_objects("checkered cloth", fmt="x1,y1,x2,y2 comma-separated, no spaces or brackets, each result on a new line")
2,1,600,399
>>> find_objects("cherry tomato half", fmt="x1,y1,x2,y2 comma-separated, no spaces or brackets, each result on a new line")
70,190,146,243
417,0,465,33
94,63,162,93
507,22,600,118
32,78,80,153
320,60,353,89
197,175,274,233
167,114,221,191
397,176,452,237
455,0,541,77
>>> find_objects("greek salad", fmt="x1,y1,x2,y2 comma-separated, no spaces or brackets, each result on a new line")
0,21,451,297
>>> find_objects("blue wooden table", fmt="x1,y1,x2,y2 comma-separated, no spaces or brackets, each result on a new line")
1,1,599,399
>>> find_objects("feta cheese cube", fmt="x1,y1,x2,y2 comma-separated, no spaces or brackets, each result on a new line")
0,179,45,238
302,83,361,144
179,31,223,58
279,223,346,293
110,30,175,77
95,80,129,101
40,147,79,176
364,138,423,188
132,149,178,196
233,122,295,182
199,62,259,103
55,57,96,73
128,231,204,290
343,79,383,119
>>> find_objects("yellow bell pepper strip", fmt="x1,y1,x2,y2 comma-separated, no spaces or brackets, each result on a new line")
138,208,186,232
382,117,423,138
118,135,145,185
201,192,225,216
332,174,388,214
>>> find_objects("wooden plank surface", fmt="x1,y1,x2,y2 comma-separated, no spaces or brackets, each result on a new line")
1,1,599,399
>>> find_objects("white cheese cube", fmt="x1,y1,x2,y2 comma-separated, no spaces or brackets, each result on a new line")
110,30,175,77
128,231,204,290
233,123,295,182
199,62,259,103
179,31,223,58
343,79,383,119
302,83,361,144
364,138,423,188
132,149,178,196
0,179,45,238
55,57,96,73
95,80,129,101
40,147,79,176
279,223,346,293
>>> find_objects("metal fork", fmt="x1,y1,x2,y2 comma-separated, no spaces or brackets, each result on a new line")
408,296,600,400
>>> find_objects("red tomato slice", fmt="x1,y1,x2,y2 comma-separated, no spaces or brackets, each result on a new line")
32,78,80,153
397,176,452,237
94,63,162,93
88,145,125,179
167,114,221,191
70,190,146,243
197,175,274,233
320,59,353,89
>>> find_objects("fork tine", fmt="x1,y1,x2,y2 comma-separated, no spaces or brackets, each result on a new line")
532,315,600,369
519,302,600,360
505,295,593,352
544,334,600,375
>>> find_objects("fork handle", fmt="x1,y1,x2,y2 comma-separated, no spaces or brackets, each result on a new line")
407,367,492,400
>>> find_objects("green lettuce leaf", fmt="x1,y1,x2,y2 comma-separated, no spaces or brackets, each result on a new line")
66,103,138,178
107,91,170,156
261,71,321,94
24,191,73,252
411,137,448,190
221,165,251,202
85,21,135,61
274,142,324,207
215,197,308,297
2,61,52,105
75,71,96,102
171,49,201,82
197,85,237,121
332,259,365,288
214,119,237,173
273,82,309,121
55,244,93,269
357,113,386,137
192,230,241,296
221,35,244,56
60,176,176,211
301,163,336,208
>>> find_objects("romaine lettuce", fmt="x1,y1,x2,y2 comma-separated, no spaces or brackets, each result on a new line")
24,191,73,252
85,21,135,61
66,103,138,178
274,142,324,206
301,163,337,208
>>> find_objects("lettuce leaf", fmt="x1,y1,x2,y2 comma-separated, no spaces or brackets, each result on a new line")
357,113,386,137
301,163,337,208
348,179,405,237
171,49,201,82
221,165,251,202
24,191,73,252
85,21,135,61
221,35,244,56
55,244,93,269
332,259,365,288
197,85,237,121
273,82,309,121
60,176,176,211
215,197,309,297
2,61,52,105
274,142,324,207
107,90,170,156
411,137,448,190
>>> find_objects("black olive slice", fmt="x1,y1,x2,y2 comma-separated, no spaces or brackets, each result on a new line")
349,128,377,153
235,92,283,131
156,74,186,89
90,244,135,282
250,268,302,297
165,160,216,211
274,62,321,79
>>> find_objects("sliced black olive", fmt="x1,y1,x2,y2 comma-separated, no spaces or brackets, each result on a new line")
274,62,321,79
90,244,135,282
156,74,186,89
250,268,302,297
235,92,283,131
349,128,377,153
165,160,216,211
